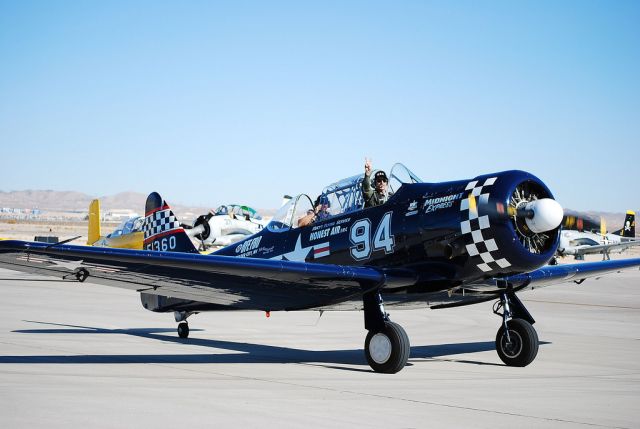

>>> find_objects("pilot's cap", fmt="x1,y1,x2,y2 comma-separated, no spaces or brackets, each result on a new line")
374,171,388,183
317,195,331,207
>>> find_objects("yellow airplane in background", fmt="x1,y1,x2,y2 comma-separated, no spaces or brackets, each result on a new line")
87,199,144,249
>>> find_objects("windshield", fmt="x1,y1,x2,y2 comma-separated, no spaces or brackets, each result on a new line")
215,205,229,215
267,194,313,232
121,216,143,234
388,163,423,193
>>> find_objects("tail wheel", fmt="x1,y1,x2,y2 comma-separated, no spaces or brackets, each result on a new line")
177,322,189,339
364,321,410,373
495,318,539,367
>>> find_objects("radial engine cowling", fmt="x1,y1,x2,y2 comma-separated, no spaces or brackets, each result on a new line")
458,170,562,277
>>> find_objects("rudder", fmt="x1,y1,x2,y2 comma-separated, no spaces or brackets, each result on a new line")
623,211,635,237
612,211,636,238
87,199,101,245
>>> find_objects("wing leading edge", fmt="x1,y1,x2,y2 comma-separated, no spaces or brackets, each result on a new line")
563,240,640,257
506,258,640,289
418,258,640,311
465,258,640,293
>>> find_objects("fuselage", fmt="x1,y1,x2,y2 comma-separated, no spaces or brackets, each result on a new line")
559,230,624,255
214,170,560,290
141,169,562,314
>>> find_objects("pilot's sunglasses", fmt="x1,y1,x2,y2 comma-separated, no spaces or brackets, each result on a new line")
376,178,387,183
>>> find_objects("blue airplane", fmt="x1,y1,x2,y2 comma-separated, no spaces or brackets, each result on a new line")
1,163,638,373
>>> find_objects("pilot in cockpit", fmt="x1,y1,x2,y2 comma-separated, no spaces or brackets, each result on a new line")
297,195,331,227
362,158,393,207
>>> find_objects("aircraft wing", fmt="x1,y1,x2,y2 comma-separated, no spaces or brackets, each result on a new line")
0,240,394,311
467,258,640,293
423,258,640,311
2,239,639,312
564,240,640,257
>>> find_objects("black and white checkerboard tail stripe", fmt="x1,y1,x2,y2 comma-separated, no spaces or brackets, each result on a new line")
143,192,198,253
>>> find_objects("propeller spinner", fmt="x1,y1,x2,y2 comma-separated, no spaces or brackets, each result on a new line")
469,181,563,255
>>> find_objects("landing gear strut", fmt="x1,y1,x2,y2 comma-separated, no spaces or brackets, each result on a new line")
362,292,410,373
174,311,193,339
493,291,539,367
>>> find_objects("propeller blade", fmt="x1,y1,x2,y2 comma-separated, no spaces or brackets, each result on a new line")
473,194,563,233
468,193,478,218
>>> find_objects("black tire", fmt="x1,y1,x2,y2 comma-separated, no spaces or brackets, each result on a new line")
495,318,539,367
177,322,189,339
364,321,410,373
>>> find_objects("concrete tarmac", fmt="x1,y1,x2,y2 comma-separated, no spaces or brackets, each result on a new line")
0,266,638,428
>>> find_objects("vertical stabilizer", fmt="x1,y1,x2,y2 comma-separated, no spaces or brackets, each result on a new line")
143,192,198,253
613,211,636,238
87,199,101,245
622,210,636,238
622,211,635,237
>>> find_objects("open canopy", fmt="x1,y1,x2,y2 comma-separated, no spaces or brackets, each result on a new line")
214,204,262,220
108,216,144,238
267,163,423,232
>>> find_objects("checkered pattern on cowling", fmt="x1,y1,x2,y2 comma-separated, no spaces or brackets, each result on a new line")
143,209,181,240
460,177,512,273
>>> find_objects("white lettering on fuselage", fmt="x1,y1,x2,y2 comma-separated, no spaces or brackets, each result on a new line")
309,225,347,241
423,192,465,214
310,228,330,241
236,236,262,255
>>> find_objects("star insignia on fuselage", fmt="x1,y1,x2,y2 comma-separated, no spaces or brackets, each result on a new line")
278,235,313,262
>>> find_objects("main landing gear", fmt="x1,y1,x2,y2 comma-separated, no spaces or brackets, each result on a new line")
362,292,410,373
174,311,194,339
493,291,539,367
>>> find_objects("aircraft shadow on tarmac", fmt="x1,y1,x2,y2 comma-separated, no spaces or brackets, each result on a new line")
2,321,550,371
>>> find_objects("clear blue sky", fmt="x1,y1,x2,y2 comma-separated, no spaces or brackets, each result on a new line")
1,1,638,212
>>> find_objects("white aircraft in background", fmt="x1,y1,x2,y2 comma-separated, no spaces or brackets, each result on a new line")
557,211,638,260
183,204,267,250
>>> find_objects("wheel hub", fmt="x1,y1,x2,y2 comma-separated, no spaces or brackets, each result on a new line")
369,332,392,364
501,330,523,358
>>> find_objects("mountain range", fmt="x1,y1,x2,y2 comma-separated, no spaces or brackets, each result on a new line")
0,190,636,232
0,190,210,216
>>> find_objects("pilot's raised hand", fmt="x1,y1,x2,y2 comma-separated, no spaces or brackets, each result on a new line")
364,157,372,176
